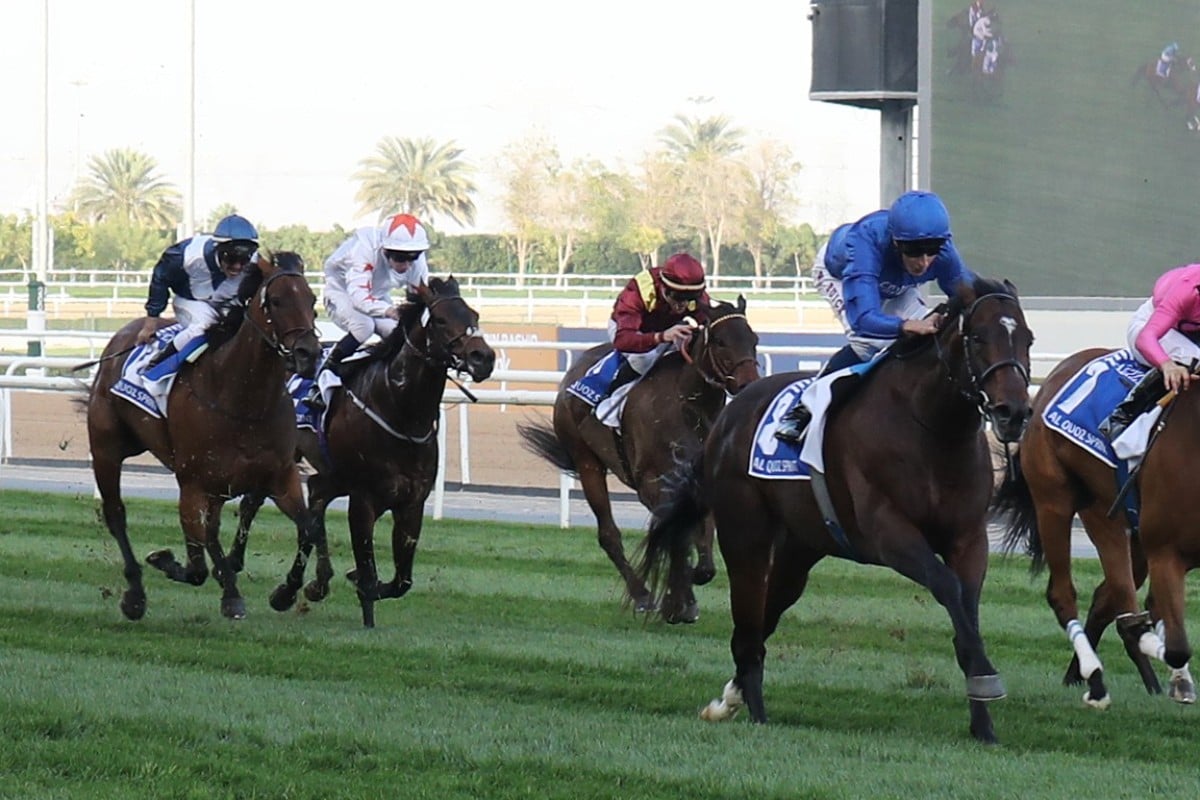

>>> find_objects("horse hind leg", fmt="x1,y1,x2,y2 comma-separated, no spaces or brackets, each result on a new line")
380,503,423,601
577,460,653,614
1140,554,1196,704
92,454,147,620
228,492,266,574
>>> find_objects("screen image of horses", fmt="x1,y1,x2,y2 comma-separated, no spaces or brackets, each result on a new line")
931,0,1200,296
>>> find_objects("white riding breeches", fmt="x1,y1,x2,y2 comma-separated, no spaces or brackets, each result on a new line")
324,290,398,344
170,296,220,351
1126,299,1200,368
606,318,672,373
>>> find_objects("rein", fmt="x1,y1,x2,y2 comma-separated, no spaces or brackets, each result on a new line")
680,312,754,391
934,292,1030,412
241,271,318,361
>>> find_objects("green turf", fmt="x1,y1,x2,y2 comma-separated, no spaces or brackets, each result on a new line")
0,489,1196,799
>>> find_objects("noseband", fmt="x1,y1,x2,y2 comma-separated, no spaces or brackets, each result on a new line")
399,294,481,377
247,270,317,360
680,312,755,391
937,292,1030,410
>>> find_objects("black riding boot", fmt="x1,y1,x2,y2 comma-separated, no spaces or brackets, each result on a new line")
774,402,812,443
143,341,178,371
598,361,640,404
1100,367,1166,440
304,334,360,412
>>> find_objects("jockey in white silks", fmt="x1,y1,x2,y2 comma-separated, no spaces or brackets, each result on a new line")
1157,42,1180,79
971,14,993,60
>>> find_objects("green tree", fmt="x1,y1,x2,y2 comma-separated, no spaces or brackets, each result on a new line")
204,203,240,232
0,214,33,277
66,148,181,229
498,134,558,285
91,219,174,272
353,137,477,228
736,139,802,284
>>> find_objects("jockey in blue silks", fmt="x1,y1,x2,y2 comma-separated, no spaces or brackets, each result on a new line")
138,214,261,369
775,190,977,442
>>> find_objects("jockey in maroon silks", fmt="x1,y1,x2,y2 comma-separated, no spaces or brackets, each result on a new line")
600,252,711,404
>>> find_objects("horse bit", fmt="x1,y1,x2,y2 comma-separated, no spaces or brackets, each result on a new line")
680,312,755,392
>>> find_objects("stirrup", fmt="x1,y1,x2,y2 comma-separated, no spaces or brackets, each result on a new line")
775,410,811,443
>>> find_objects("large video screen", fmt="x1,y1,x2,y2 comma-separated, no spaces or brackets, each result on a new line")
931,0,1200,295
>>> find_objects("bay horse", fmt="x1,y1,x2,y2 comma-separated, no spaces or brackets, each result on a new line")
517,296,760,624
85,251,322,620
992,347,1197,706
637,277,1032,743
1132,54,1197,108
234,276,496,628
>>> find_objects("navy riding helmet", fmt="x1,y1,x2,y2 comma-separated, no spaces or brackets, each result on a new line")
213,214,259,244
887,191,952,242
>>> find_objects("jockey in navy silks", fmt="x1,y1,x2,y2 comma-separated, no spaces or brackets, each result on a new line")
775,190,978,442
138,214,261,369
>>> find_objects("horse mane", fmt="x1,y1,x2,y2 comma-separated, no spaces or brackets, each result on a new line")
885,275,1016,361
362,275,464,365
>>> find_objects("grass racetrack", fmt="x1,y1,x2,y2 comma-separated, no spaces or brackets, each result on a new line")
0,489,1196,799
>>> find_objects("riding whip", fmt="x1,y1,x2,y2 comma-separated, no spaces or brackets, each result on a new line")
70,344,139,372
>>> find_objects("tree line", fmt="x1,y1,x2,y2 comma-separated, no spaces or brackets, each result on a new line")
0,110,825,283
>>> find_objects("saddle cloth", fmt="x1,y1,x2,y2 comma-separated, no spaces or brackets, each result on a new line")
109,324,205,418
286,344,365,432
566,350,640,429
1042,349,1155,468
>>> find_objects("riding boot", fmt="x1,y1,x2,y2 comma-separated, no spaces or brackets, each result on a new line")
143,341,178,371
304,334,360,412
774,402,812,443
819,343,865,377
598,361,640,403
1100,368,1166,440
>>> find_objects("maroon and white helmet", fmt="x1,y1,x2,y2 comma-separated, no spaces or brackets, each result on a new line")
660,253,706,296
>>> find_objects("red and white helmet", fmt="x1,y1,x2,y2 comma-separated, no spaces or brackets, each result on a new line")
381,213,430,251
660,253,706,295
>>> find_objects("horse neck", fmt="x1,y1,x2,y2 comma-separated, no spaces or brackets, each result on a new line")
887,335,981,436
676,348,725,423
193,315,285,414
368,327,448,427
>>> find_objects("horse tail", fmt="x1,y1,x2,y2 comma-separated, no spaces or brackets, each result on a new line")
516,419,577,477
635,447,708,608
990,448,1045,572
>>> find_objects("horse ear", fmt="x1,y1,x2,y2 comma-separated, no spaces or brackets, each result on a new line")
737,294,747,313
257,247,276,276
1003,278,1019,297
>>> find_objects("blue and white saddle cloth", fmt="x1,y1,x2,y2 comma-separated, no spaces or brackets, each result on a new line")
1041,349,1148,468
565,350,626,407
109,324,206,418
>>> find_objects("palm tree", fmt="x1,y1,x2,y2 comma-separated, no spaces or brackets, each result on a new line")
658,113,745,162
66,148,181,229
353,137,478,228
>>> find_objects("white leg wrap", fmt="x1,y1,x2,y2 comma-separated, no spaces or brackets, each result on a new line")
699,679,742,722
1138,631,1166,662
1067,619,1102,679
1155,620,1166,641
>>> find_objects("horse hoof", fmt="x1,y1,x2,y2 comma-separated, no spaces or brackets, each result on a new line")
222,597,246,620
120,590,147,621
303,581,329,603
664,603,700,625
966,674,1006,701
146,549,175,571
1083,689,1112,710
633,596,657,615
269,584,297,612
1169,677,1197,705
692,565,716,586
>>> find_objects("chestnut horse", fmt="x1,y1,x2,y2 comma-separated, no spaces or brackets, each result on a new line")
638,277,1032,743
992,347,1197,706
234,276,496,628
517,296,760,624
85,251,321,620
1132,54,1197,108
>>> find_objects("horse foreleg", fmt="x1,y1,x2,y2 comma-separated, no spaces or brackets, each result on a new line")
344,493,383,628
229,492,266,574
275,469,334,604
578,461,650,612
92,454,146,620
146,486,212,588
199,498,245,621
1144,552,1196,704
382,502,423,601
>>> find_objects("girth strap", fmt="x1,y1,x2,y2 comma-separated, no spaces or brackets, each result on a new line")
809,469,864,562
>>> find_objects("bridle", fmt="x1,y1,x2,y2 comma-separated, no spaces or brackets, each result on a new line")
397,294,480,379
680,311,756,392
243,270,318,363
934,292,1031,411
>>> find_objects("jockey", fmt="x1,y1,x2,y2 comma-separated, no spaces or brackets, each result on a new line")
139,214,260,369
1100,263,1200,440
304,213,431,410
967,0,985,27
970,11,993,59
1158,42,1180,79
601,252,711,401
775,190,977,443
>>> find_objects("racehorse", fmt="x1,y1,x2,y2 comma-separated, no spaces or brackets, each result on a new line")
84,251,322,620
637,277,1032,743
517,297,760,624
1132,54,1197,108
992,348,1197,707
234,276,496,628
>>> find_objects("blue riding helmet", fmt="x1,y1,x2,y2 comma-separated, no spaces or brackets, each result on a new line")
213,214,259,244
887,191,952,242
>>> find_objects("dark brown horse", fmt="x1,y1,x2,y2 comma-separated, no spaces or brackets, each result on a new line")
517,297,760,624
992,347,1197,706
234,276,496,628
638,277,1032,743
85,251,321,620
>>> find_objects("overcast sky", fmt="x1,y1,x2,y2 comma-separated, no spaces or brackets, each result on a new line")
2,0,881,235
